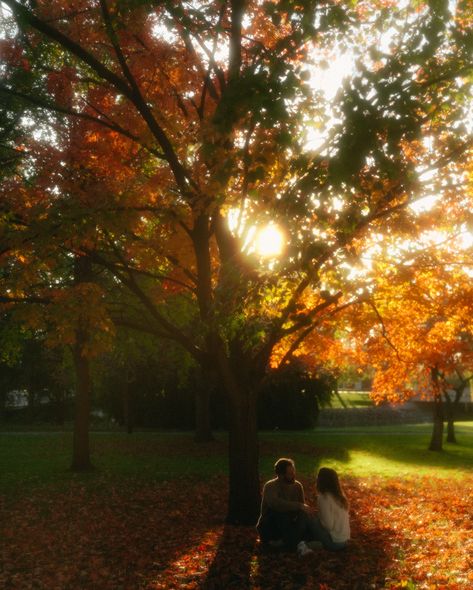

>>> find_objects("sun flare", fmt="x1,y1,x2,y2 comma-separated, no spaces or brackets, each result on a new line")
255,224,285,257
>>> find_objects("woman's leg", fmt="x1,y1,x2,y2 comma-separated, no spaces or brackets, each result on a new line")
309,518,347,551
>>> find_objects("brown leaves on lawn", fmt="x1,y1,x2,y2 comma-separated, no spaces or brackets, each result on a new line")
1,475,473,589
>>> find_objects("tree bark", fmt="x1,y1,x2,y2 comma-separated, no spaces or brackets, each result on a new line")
429,393,444,452
213,338,262,524
194,385,213,442
226,385,261,525
194,362,214,443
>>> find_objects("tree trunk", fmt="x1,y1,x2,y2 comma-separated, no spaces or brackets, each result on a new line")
444,392,455,444
194,363,214,442
194,385,213,442
71,255,93,471
429,394,444,452
0,391,6,422
445,388,463,444
226,386,261,525
122,376,133,434
446,416,456,444
55,390,65,426
71,335,92,470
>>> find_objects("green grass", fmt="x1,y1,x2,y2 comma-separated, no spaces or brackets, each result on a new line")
261,422,473,479
1,423,472,496
323,390,374,408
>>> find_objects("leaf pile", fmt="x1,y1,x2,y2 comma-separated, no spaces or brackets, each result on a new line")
1,475,472,589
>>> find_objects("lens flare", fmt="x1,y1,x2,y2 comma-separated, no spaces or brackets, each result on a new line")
255,225,285,257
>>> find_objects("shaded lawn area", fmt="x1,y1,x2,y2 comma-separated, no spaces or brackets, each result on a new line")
1,424,473,589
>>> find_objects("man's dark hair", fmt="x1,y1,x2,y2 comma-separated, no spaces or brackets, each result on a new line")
274,457,294,476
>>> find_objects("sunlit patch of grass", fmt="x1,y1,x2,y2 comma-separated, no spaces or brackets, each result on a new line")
260,422,473,480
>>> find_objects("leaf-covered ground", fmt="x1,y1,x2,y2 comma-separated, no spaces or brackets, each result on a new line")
2,474,473,590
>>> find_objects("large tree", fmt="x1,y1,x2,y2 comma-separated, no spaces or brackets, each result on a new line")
1,0,472,522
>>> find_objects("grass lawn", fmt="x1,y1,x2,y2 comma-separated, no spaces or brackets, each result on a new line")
322,390,374,408
1,422,473,493
261,422,473,479
1,423,473,589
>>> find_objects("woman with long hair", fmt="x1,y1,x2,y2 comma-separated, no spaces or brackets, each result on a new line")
297,467,350,555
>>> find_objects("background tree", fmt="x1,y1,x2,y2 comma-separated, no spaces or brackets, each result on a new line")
345,236,473,452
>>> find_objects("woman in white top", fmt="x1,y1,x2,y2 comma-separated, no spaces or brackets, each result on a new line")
299,467,350,554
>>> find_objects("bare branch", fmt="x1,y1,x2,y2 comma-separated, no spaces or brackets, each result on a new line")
369,299,402,362
0,295,50,304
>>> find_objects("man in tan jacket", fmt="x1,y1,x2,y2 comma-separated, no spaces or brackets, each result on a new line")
256,457,313,550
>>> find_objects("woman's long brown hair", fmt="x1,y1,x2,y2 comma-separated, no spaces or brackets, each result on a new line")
316,467,349,510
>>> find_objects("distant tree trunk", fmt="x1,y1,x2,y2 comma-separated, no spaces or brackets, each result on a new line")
194,363,214,443
195,386,213,442
429,393,444,452
445,388,463,444
334,386,347,408
55,390,65,426
0,391,6,421
71,333,92,470
122,372,133,434
71,255,93,471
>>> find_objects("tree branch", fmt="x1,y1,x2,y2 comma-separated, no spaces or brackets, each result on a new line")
369,299,402,362
229,0,244,80
0,295,50,304
4,0,195,196
0,84,167,161
87,249,203,361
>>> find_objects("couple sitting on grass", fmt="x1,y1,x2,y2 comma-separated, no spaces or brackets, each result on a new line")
257,458,350,557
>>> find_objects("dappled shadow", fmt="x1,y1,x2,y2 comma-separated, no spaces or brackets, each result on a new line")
202,526,258,589
1,476,228,590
